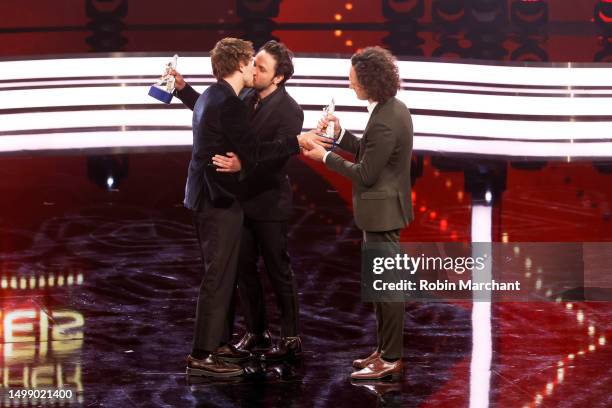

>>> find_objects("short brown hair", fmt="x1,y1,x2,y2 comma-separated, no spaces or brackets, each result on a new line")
210,38,254,80
350,46,400,103
260,40,294,85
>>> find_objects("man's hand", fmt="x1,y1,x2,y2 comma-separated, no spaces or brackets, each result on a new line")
212,152,241,173
302,143,327,162
297,130,334,150
168,69,186,91
317,114,341,138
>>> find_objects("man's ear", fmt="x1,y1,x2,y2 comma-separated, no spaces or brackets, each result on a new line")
273,74,284,85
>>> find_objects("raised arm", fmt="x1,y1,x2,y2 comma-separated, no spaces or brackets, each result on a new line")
169,69,199,111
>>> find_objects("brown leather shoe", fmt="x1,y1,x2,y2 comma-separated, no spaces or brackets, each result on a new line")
352,350,381,369
350,357,403,381
262,336,303,362
185,354,244,378
234,330,272,352
214,343,251,363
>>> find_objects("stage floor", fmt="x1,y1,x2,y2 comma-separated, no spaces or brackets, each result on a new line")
0,151,610,407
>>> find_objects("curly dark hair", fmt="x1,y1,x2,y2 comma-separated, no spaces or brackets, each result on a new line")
260,40,295,85
350,46,400,103
210,37,254,80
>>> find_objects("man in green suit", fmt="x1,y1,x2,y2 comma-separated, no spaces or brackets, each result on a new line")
300,46,413,381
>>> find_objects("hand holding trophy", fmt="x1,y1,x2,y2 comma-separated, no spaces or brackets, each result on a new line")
319,98,338,150
148,54,179,104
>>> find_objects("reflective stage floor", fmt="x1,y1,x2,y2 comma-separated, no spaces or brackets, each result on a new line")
0,151,610,407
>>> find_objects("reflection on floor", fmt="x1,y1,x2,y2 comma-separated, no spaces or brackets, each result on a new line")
0,152,610,407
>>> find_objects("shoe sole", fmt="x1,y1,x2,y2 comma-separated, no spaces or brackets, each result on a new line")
185,367,244,378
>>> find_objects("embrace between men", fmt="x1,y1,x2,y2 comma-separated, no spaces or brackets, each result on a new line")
170,38,413,382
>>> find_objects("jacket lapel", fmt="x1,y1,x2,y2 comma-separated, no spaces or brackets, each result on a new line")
249,88,284,138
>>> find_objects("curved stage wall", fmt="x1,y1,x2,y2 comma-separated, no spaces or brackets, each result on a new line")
1,54,611,158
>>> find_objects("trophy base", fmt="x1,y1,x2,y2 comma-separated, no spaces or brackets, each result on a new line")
322,135,337,151
148,86,173,104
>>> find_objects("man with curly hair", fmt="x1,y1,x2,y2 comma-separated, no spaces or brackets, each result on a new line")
301,46,413,381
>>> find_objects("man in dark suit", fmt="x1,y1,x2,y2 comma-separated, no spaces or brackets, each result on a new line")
173,41,305,366
175,38,300,378
301,46,413,381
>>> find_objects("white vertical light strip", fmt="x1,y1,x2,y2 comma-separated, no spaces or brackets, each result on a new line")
469,204,493,408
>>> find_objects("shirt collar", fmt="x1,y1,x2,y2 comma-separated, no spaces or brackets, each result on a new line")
258,85,283,107
367,101,378,114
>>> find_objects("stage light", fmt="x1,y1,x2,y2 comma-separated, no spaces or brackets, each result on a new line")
87,155,129,191
433,0,466,25
467,0,507,25
383,0,425,20
511,0,548,26
595,1,612,41
510,41,548,61
432,36,469,58
85,0,128,52
594,0,612,24
465,0,507,59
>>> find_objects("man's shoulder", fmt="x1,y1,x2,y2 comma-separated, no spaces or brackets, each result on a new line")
375,97,410,122
278,87,303,116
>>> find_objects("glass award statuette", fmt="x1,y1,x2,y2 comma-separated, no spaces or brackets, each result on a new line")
321,98,337,150
148,54,178,104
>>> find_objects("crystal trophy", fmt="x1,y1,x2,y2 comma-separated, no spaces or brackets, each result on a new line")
148,54,178,104
321,97,337,150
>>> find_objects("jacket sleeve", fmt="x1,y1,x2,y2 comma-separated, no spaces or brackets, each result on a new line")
174,84,200,111
337,128,361,155
324,122,394,188
256,106,303,163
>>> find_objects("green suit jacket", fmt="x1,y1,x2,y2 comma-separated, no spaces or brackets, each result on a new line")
324,97,414,232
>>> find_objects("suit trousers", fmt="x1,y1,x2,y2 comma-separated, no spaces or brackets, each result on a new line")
236,218,299,337
363,229,405,360
191,198,243,353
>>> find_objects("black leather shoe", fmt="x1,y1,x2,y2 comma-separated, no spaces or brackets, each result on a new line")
185,354,244,378
214,344,251,363
234,330,272,352
262,336,303,362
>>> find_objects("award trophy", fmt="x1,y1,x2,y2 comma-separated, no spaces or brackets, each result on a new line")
148,54,178,104
321,98,337,150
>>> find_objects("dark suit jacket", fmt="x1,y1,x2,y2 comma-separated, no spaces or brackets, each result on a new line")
177,83,303,220
239,87,303,221
325,97,414,232
176,80,299,210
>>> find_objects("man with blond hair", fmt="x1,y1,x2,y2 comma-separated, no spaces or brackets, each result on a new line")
178,38,299,377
